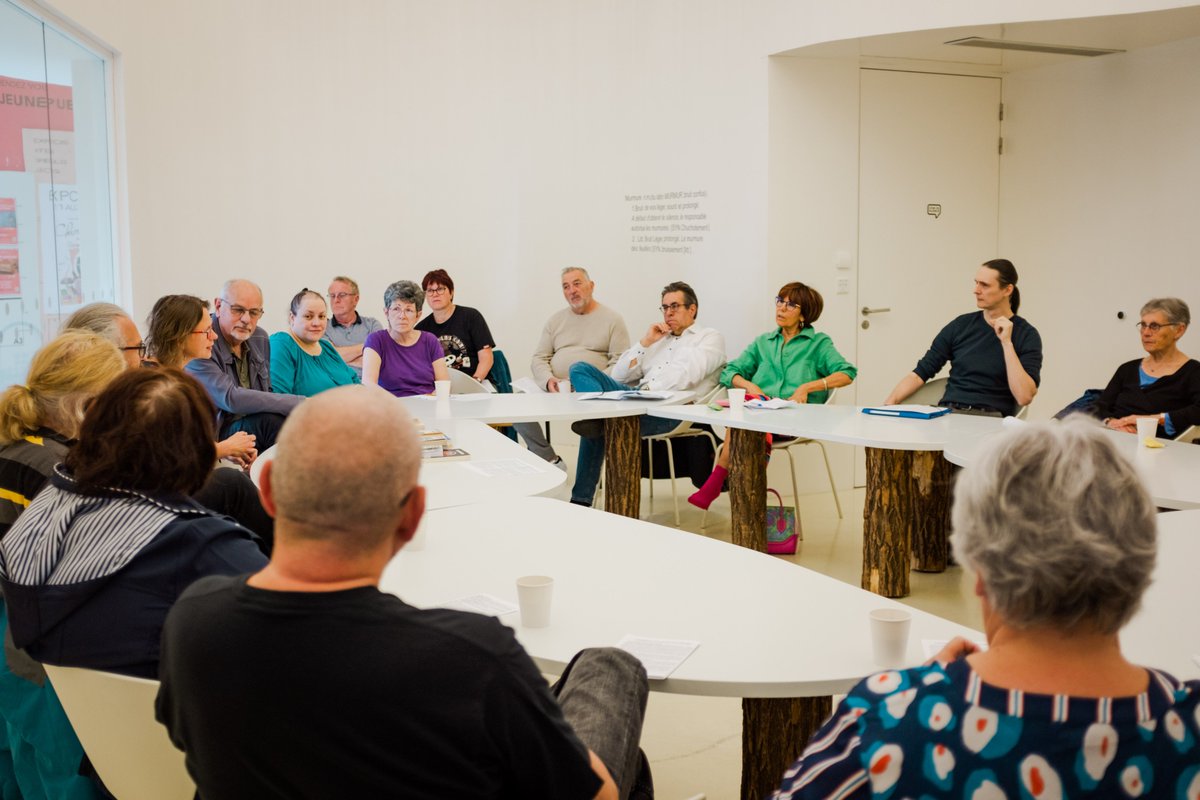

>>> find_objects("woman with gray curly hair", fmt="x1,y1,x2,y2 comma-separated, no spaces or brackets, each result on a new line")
771,418,1200,799
1095,297,1200,438
362,280,449,396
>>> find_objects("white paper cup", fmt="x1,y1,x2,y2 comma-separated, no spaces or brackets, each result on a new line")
516,575,554,628
434,380,451,400
727,388,746,413
1136,416,1158,445
869,608,912,668
559,379,572,394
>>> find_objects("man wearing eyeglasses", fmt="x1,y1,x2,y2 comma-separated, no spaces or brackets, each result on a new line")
186,279,304,451
323,276,382,377
566,281,726,507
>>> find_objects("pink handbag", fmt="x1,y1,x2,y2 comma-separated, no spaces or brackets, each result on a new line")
765,489,798,555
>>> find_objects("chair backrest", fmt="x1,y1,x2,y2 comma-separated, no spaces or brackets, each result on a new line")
1177,424,1200,443
45,665,195,800
906,375,948,406
447,367,489,394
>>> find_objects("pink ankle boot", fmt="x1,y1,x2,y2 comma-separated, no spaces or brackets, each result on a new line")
688,466,728,510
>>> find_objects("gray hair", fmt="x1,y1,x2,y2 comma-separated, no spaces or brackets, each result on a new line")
60,302,130,348
270,385,421,551
383,280,424,312
330,275,360,294
1140,297,1190,327
950,417,1157,635
561,266,591,281
221,278,262,301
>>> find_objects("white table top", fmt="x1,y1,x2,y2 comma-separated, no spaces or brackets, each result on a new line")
944,425,1200,510
398,390,693,425
1121,510,1200,680
380,497,981,698
649,402,1002,451
250,419,565,510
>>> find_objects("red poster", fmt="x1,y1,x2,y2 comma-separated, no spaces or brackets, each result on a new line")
0,76,74,172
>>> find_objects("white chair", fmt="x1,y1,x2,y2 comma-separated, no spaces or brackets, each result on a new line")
644,385,723,527
447,367,490,394
44,664,195,800
1176,424,1200,443
771,387,844,525
905,375,948,406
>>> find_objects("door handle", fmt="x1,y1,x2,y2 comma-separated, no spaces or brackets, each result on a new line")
861,307,891,316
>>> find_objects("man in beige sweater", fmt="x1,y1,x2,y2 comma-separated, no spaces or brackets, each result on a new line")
517,267,630,464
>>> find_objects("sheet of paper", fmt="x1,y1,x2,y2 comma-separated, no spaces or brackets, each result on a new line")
512,376,545,394
746,397,795,410
921,638,989,659
616,635,700,680
463,458,542,477
439,594,518,616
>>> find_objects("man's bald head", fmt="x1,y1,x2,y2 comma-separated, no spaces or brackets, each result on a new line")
269,386,421,552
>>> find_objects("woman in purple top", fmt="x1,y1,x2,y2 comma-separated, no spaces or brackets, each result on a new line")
362,280,449,397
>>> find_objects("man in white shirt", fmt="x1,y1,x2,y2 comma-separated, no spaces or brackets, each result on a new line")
566,281,725,506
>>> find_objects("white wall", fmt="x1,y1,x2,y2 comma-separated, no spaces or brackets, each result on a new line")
999,35,1200,418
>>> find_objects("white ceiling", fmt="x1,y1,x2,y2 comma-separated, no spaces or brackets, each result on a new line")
777,5,1200,72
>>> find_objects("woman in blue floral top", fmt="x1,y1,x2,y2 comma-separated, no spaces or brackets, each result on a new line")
772,418,1199,799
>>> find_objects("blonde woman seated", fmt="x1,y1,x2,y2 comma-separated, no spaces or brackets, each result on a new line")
771,418,1200,798
269,289,360,397
688,282,855,510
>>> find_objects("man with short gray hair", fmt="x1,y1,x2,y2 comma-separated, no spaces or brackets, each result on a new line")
516,267,630,465
186,279,303,450
61,302,145,368
156,385,652,799
323,275,381,376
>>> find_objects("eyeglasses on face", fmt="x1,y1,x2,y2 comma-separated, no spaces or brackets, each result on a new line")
222,302,264,320
328,292,356,301
775,296,800,311
389,305,418,318
190,328,217,338
659,303,690,313
424,286,449,296
1136,321,1179,332
121,343,147,358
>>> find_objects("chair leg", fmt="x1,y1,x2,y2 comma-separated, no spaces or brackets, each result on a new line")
665,439,680,527
816,441,843,519
647,440,655,511
785,447,804,542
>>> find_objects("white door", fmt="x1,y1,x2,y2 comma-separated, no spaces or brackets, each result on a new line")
854,69,1001,485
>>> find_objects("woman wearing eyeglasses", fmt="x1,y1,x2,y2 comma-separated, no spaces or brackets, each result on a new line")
268,289,360,397
689,281,856,510
415,268,497,383
363,280,450,397
1095,297,1200,438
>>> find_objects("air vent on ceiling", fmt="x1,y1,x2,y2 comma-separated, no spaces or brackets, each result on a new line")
944,37,1124,57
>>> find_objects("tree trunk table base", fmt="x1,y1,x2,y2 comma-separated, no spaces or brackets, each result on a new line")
728,427,768,551
910,452,955,572
602,416,641,518
741,695,833,800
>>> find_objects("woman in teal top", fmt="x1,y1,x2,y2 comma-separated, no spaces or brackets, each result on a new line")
689,281,856,509
270,289,361,397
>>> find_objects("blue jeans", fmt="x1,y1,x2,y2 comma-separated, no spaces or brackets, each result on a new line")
568,363,678,505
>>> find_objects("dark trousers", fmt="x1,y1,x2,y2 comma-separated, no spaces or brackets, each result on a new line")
222,412,288,452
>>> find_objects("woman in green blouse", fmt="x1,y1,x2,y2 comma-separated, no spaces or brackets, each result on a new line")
270,289,361,397
688,281,856,509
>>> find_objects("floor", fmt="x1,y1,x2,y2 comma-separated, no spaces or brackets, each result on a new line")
538,434,983,800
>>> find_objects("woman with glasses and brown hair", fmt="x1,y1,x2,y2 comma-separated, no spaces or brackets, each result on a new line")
689,281,856,510
1094,297,1200,439
414,268,497,382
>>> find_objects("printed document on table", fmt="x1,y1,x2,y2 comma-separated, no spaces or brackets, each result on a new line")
463,459,543,477
580,390,673,401
616,635,700,680
512,377,545,394
440,594,518,617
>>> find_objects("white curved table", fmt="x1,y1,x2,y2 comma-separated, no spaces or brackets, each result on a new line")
945,424,1200,509
1121,510,1200,680
649,403,1004,596
399,391,693,518
382,496,981,797
250,419,565,510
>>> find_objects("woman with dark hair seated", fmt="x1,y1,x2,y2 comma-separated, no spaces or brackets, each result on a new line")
688,281,856,509
1095,297,1200,439
269,288,360,397
146,293,274,545
770,418,1199,798
0,368,267,679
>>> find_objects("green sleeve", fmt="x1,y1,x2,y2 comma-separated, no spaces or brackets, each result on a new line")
814,334,857,381
720,335,764,387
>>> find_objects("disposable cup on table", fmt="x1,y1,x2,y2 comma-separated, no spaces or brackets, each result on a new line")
1136,417,1158,446
516,575,554,628
435,380,451,400
869,608,912,668
728,388,746,415
559,379,572,394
